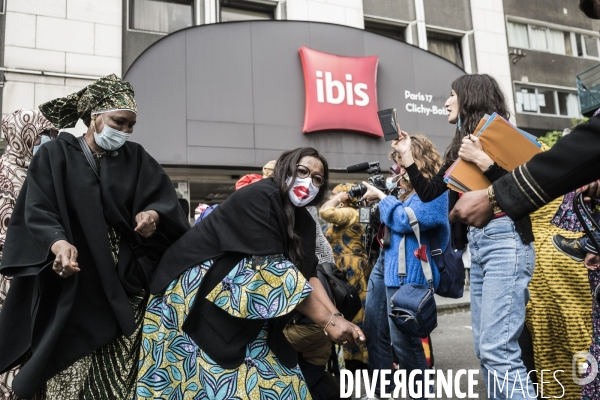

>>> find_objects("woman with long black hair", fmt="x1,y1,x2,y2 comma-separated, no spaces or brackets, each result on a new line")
393,74,536,399
137,147,364,399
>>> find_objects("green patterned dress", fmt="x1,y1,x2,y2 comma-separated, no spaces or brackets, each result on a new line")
44,153,146,400
136,255,313,399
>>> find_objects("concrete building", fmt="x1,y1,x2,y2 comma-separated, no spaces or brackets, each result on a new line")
0,0,596,212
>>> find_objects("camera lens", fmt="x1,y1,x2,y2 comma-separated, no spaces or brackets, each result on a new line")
348,184,367,198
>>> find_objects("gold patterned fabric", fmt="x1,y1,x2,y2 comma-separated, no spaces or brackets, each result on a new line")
45,292,146,400
39,74,137,129
526,197,593,398
320,206,370,364
44,217,144,400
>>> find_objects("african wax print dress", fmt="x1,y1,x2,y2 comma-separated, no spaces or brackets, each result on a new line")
43,154,147,400
0,110,54,400
320,207,370,364
136,255,313,399
525,197,592,399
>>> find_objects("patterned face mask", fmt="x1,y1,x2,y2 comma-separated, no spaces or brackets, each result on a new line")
286,176,319,207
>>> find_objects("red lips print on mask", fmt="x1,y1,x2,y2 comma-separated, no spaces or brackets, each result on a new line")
292,185,310,200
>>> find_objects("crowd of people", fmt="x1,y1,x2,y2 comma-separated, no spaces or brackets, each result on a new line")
1,2,600,400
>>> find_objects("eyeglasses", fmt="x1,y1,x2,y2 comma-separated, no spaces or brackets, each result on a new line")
296,164,326,187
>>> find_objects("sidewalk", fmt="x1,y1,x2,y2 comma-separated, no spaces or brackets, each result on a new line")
436,287,471,313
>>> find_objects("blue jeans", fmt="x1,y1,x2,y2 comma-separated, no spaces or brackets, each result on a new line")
468,216,536,400
363,251,431,399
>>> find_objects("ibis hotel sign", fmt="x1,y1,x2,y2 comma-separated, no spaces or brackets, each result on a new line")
125,20,464,168
299,46,382,138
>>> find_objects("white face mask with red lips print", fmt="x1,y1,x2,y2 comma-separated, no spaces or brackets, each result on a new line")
286,176,319,207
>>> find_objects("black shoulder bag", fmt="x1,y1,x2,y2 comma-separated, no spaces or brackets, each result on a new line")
78,136,156,289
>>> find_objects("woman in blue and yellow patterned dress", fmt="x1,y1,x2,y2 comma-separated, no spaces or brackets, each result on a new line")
137,147,365,399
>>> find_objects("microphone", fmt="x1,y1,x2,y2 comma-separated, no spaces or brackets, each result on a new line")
346,161,378,173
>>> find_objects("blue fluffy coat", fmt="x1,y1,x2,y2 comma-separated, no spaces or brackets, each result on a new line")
378,193,450,288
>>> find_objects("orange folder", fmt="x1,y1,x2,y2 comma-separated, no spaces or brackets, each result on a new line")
448,159,492,191
445,117,491,192
477,117,541,172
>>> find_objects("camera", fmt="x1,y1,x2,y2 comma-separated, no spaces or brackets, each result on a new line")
346,161,388,199
346,161,391,257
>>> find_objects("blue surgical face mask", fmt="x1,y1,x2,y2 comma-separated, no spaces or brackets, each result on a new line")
33,135,52,155
386,177,398,191
93,115,130,151
457,115,462,131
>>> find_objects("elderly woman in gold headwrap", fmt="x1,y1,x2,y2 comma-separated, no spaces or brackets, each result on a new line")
319,183,371,368
0,74,190,399
0,109,56,400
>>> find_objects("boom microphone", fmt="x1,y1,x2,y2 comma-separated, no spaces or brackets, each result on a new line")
346,161,379,173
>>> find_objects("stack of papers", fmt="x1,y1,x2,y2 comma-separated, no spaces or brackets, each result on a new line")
444,113,541,193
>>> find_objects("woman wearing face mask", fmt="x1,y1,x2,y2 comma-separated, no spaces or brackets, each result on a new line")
0,75,190,399
319,183,370,369
360,135,449,399
137,147,364,399
0,109,56,400
393,74,536,399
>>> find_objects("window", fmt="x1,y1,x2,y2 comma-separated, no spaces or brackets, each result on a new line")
515,84,580,117
364,19,406,42
507,20,599,58
584,35,599,57
130,0,194,34
427,31,463,68
507,22,529,48
221,7,271,21
219,0,274,22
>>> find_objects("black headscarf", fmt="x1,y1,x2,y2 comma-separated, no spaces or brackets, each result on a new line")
150,178,318,369
151,178,318,293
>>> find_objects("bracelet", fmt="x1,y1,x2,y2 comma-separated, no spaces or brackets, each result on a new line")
487,185,503,215
323,313,344,336
323,313,335,336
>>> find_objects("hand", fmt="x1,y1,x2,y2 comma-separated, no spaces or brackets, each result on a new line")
361,181,386,201
458,135,492,171
579,180,600,202
325,315,365,347
391,131,412,155
449,189,494,228
135,211,157,238
585,253,600,271
51,240,80,278
335,191,349,205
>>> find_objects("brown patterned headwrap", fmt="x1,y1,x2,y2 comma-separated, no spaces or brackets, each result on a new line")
333,183,359,207
38,74,137,129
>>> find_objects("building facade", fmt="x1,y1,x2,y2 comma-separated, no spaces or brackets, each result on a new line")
0,0,596,214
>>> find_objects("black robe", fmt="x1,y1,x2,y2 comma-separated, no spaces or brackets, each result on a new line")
0,132,190,399
150,178,318,369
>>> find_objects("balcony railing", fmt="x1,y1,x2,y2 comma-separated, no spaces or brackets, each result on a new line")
577,63,600,116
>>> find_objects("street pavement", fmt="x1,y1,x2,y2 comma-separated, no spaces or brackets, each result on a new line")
431,310,489,399
347,309,490,399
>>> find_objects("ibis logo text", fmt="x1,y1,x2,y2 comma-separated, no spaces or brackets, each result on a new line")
299,46,381,138
315,71,370,106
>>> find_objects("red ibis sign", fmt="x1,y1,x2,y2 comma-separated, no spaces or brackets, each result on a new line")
299,46,381,138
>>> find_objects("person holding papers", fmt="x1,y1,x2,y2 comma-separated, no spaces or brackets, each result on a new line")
393,74,536,399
